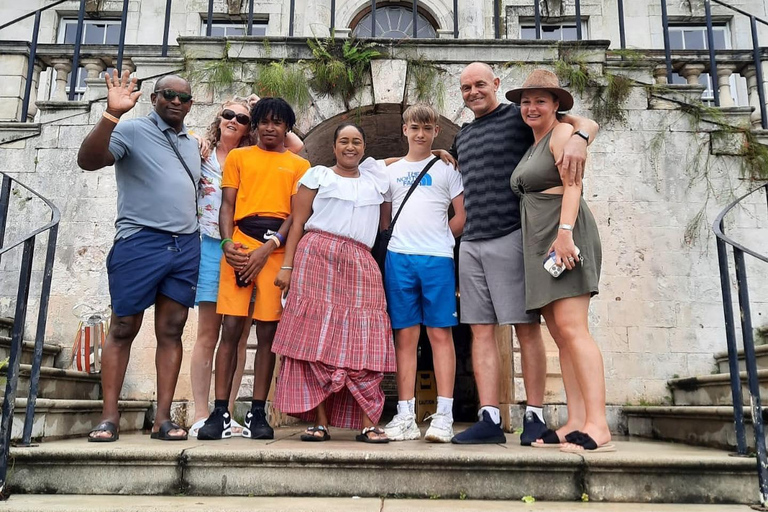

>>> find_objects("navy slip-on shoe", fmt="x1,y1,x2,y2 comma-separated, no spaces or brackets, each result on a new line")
451,410,507,444
520,410,548,446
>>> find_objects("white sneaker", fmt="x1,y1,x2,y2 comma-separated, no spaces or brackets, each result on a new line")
384,413,421,441
424,412,454,443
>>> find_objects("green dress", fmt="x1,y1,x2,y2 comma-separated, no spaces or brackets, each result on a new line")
510,129,602,312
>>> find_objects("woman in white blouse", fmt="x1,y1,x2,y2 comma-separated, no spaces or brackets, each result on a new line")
271,122,395,443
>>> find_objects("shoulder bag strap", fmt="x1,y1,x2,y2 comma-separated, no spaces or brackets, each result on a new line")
148,116,199,213
389,156,440,232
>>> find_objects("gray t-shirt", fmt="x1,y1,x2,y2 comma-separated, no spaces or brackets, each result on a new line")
108,110,201,239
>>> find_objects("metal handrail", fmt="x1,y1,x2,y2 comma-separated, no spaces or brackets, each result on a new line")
0,171,60,498
713,182,768,506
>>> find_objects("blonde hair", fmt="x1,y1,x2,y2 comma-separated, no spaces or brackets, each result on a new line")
403,103,439,126
204,98,254,150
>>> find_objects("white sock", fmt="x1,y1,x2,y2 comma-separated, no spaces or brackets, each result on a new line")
436,396,454,418
526,405,544,423
479,406,501,425
398,398,415,416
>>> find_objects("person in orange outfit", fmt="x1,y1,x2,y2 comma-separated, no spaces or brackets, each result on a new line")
197,97,310,440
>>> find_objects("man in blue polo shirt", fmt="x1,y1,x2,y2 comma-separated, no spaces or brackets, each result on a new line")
78,70,201,442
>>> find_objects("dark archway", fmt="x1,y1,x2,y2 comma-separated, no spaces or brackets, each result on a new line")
303,104,460,165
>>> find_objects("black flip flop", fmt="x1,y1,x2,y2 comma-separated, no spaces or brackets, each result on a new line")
300,425,330,442
560,432,616,453
88,420,119,443
150,420,188,441
356,426,389,444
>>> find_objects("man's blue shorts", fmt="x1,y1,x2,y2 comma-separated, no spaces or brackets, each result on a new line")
384,251,458,330
195,234,223,305
107,228,200,317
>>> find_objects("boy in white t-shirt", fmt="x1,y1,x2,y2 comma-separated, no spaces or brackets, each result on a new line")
382,104,466,443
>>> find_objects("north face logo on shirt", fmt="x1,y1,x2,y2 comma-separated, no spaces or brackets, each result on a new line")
397,171,432,187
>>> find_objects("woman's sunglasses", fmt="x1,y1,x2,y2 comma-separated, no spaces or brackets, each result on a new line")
158,89,193,103
221,109,251,126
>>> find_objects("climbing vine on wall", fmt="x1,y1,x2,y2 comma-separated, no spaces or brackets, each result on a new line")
553,51,633,126
408,57,446,111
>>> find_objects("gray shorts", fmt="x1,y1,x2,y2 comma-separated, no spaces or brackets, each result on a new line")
458,229,540,325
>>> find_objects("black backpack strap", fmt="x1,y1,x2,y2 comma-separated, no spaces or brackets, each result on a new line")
389,156,440,232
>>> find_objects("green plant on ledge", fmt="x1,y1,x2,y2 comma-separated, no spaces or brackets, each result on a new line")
183,40,239,92
306,35,382,108
254,60,311,112
408,58,446,111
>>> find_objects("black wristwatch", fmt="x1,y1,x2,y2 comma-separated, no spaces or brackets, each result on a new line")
573,129,589,143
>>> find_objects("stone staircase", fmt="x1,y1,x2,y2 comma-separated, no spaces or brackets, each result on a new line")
625,343,768,450
0,317,151,441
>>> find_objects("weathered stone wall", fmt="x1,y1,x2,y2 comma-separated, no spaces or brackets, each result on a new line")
1,40,767,410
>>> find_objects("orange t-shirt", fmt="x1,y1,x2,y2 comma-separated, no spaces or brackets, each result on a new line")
222,145,311,221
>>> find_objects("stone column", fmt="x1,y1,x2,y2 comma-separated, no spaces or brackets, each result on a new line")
110,57,136,75
679,63,705,86
80,58,106,80
716,64,736,107
743,65,763,127
25,62,43,120
653,66,668,85
50,58,72,101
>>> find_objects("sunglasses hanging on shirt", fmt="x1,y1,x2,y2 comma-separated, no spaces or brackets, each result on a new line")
221,109,251,126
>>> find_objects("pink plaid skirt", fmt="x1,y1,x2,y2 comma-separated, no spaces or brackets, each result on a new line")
275,358,385,429
272,230,395,428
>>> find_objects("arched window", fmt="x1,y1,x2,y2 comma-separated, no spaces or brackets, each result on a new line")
352,4,437,38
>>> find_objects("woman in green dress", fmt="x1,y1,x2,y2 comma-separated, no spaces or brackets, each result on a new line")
508,70,613,453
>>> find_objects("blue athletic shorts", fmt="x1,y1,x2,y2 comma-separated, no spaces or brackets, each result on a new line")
107,228,200,317
195,234,223,305
384,251,458,329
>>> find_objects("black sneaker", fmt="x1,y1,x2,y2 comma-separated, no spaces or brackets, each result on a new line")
243,406,274,440
451,410,506,444
197,407,232,441
520,410,548,446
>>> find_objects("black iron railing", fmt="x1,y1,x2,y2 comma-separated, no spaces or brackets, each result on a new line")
0,172,60,497
714,183,768,507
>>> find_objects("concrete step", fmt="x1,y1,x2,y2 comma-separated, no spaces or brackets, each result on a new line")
669,370,768,406
0,335,60,367
0,495,756,512
1,363,101,400
7,429,758,504
624,405,768,451
5,398,151,441
715,344,768,373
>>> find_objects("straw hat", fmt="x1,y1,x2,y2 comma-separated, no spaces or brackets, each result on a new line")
505,69,574,111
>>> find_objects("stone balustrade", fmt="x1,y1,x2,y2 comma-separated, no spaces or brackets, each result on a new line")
0,40,165,122
647,49,768,128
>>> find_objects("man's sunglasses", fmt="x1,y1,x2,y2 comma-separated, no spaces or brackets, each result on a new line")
157,89,193,103
221,109,251,126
